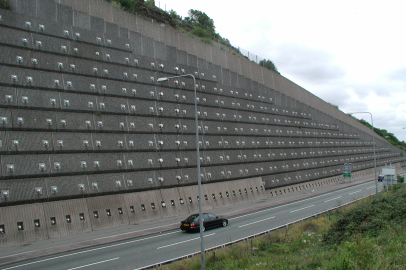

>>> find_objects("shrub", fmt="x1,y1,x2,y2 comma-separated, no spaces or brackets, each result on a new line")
0,0,11,9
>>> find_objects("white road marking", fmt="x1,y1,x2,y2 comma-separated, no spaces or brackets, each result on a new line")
230,183,372,220
229,208,277,220
1,232,179,270
67,257,120,270
349,190,361,195
157,233,215,249
238,216,276,228
93,223,179,240
324,196,342,202
290,205,315,213
366,186,375,190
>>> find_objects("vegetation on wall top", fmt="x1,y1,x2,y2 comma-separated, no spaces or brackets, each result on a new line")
0,0,11,9
357,118,406,151
110,0,279,72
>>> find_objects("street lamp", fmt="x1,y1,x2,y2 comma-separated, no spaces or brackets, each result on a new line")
157,74,205,269
347,112,378,199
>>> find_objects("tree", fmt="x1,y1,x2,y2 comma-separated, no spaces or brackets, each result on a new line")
183,9,216,38
259,59,279,73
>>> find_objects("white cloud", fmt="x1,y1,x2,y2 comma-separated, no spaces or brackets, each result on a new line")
158,0,406,141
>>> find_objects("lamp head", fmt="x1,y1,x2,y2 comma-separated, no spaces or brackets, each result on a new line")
157,77,169,83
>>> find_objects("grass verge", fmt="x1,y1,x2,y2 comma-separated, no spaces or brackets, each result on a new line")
162,184,406,269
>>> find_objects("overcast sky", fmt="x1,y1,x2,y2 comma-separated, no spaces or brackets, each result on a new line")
156,0,406,142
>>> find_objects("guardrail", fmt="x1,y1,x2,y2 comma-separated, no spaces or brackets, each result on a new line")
136,194,374,270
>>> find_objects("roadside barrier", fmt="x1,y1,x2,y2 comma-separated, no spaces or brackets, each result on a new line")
136,193,375,269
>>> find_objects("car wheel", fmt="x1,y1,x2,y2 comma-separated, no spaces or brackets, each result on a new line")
222,220,228,227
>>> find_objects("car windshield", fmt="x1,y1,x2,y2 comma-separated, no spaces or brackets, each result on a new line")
186,215,199,222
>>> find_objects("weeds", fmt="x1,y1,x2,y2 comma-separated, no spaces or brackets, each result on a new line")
163,184,406,269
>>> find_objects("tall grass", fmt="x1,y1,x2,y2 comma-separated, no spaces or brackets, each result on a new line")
163,185,406,269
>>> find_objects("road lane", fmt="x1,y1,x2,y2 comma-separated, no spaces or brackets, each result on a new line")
3,181,382,270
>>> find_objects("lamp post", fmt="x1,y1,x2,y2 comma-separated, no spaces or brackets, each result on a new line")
347,112,378,199
157,74,205,269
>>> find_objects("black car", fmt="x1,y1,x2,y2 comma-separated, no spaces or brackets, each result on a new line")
180,213,228,232
378,175,385,182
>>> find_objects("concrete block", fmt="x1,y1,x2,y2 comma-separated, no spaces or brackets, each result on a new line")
86,172,125,195
86,194,129,231
176,49,187,65
40,175,88,198
9,109,52,131
0,131,6,155
182,184,213,213
156,85,176,103
42,198,92,239
141,35,154,58
91,114,127,132
153,40,166,61
186,53,197,68
88,16,103,33
1,153,50,177
54,112,95,132
124,133,154,151
209,182,234,209
52,131,93,152
5,131,53,153
95,95,129,114
56,3,73,25
0,203,47,247
119,27,129,38
226,180,250,204
0,177,46,203
48,153,91,174
16,88,60,110
89,133,127,151
123,189,162,223
73,9,90,29
123,151,161,170
155,188,190,218
155,133,178,150
166,45,177,63
126,115,156,133
0,87,18,107
36,0,57,22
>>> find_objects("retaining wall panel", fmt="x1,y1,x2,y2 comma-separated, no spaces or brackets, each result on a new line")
5,131,53,153
45,174,89,198
42,198,91,239
86,194,129,231
0,177,46,203
0,203,47,246
155,188,189,218
124,190,162,223
1,154,50,177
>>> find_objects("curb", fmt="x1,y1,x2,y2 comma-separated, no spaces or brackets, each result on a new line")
0,177,375,267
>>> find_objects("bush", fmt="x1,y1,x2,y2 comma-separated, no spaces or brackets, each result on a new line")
324,184,406,245
0,0,11,9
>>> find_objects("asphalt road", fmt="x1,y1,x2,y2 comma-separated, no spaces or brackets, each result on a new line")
1,181,382,270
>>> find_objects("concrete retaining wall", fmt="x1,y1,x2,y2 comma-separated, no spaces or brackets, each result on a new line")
0,177,264,246
0,0,405,246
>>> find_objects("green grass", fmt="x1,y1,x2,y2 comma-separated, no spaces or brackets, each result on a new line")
162,184,406,269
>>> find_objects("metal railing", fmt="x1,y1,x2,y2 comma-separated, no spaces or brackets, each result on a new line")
136,193,375,270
